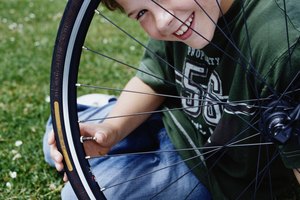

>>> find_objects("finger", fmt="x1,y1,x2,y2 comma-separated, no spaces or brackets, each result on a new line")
50,143,62,161
63,173,68,182
94,131,107,145
50,144,64,171
55,162,64,172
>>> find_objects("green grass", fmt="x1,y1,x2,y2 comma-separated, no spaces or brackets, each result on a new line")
0,0,146,199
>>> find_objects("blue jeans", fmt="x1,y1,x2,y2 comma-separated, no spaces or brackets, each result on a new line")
43,101,211,200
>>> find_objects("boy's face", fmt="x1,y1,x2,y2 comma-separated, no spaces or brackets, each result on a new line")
116,0,233,48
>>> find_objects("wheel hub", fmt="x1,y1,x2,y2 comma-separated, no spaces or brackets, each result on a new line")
260,98,300,144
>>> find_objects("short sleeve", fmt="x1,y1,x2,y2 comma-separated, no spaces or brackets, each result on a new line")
136,39,176,94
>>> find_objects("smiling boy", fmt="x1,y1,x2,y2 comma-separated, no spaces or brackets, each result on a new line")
46,0,300,199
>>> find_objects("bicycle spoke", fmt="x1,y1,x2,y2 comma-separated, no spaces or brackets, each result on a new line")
86,140,273,160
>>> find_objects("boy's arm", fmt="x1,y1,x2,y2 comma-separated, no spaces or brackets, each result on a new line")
99,76,165,144
49,76,165,175
82,76,165,156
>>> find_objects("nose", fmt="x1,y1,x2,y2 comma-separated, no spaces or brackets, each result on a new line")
154,8,174,34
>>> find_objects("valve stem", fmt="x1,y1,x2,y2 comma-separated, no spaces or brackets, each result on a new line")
80,136,96,143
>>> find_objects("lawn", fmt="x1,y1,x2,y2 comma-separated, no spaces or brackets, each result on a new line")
0,0,147,198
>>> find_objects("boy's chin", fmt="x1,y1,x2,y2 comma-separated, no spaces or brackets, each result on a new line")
186,28,216,49
185,40,210,49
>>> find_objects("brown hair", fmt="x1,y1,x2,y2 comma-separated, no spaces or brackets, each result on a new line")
101,0,123,11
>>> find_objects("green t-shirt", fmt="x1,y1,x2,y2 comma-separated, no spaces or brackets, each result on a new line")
137,0,300,199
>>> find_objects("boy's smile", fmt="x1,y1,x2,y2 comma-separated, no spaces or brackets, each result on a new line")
117,0,234,48
173,12,194,40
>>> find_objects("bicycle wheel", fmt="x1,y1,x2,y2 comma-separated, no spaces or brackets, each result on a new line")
50,0,300,199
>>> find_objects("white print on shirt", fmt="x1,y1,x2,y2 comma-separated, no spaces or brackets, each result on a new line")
203,71,228,125
177,47,256,138
180,62,228,126
187,47,220,66
180,62,207,117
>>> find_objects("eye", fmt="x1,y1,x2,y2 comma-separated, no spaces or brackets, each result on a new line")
136,9,148,20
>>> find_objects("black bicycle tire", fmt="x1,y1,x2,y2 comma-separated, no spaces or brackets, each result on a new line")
50,0,106,199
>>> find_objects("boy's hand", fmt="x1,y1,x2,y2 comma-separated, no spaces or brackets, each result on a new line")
48,123,120,181
48,130,68,182
80,123,120,156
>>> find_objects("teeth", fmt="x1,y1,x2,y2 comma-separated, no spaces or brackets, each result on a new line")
180,24,188,32
176,30,184,35
175,14,193,36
